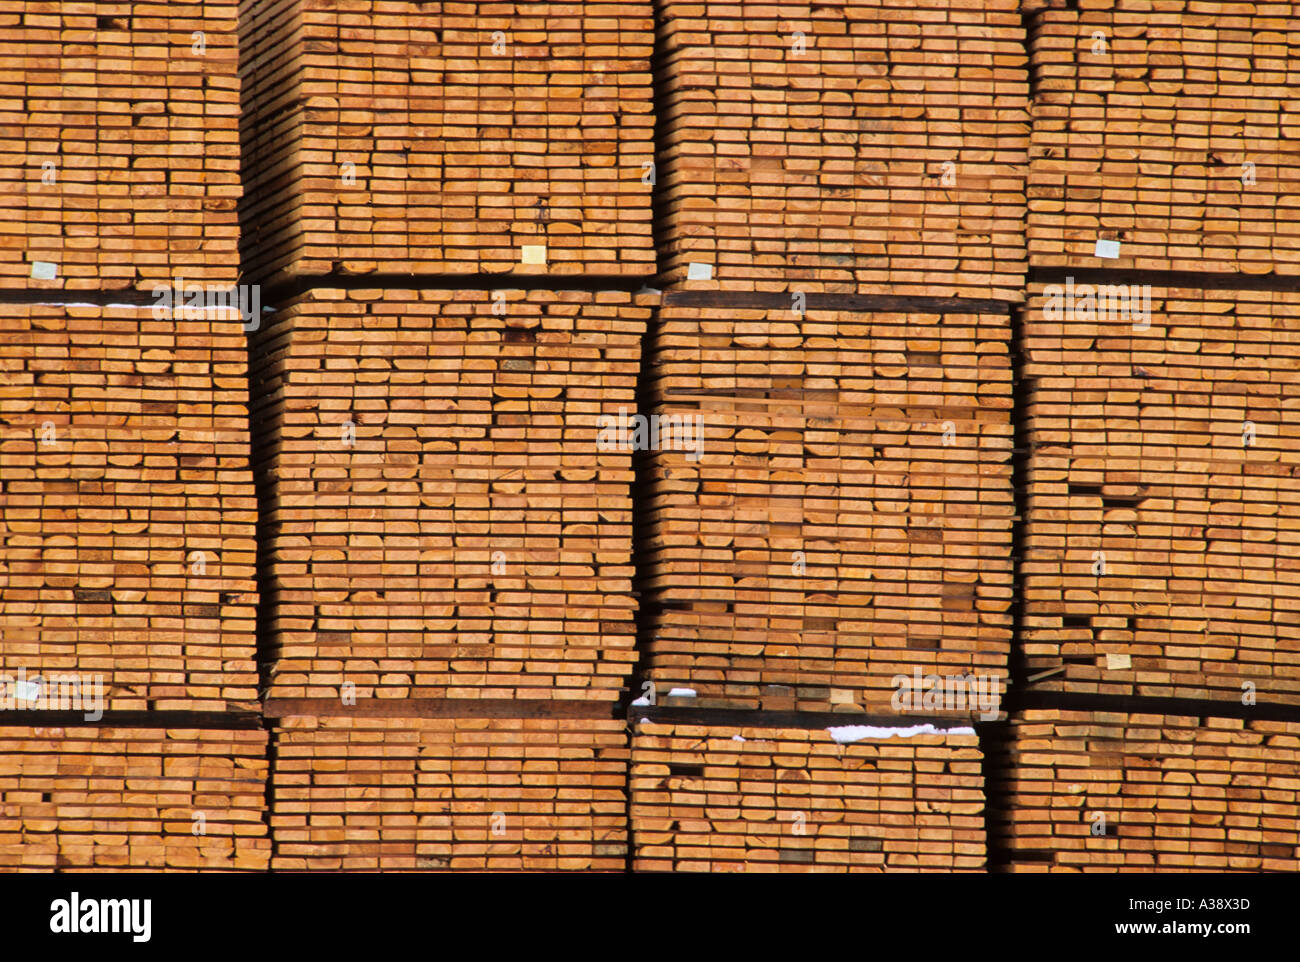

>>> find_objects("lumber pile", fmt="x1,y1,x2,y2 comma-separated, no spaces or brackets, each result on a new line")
0,726,269,871
655,0,1029,298
1022,285,1300,706
269,715,627,870
239,0,656,286
0,303,259,711
630,720,984,872
1027,1,1300,273
0,0,242,290
251,288,651,701
990,709,1300,872
639,304,1014,713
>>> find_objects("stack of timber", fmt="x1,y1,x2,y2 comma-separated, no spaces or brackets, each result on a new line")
269,714,628,870
1027,0,1300,273
655,0,1029,297
251,288,651,702
1021,284,1300,706
239,0,657,286
0,726,269,871
0,303,259,711
0,0,241,290
629,720,985,872
990,709,1300,872
639,304,1015,713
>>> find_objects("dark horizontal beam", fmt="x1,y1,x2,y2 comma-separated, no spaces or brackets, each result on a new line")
261,272,656,306
263,698,621,720
0,710,263,729
663,290,1016,314
0,289,165,306
1005,689,1300,724
628,703,977,731
1029,266,1300,293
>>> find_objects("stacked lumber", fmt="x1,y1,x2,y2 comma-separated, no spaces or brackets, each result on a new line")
252,288,651,701
640,304,1014,713
1022,285,1300,705
991,709,1300,872
239,0,656,285
1027,1,1300,273
0,0,241,290
0,726,269,871
630,720,984,872
0,304,259,711
269,715,627,870
656,0,1029,298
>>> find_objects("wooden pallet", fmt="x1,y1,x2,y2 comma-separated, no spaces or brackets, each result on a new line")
0,1,242,290
640,304,1015,713
1027,1,1300,273
270,714,629,870
239,0,657,286
0,726,269,871
1022,284,1300,705
251,288,651,701
655,0,1029,297
0,304,259,711
630,720,984,872
991,709,1300,872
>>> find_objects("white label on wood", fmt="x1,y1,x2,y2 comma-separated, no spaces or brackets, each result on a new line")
520,244,546,265
686,262,712,281
31,261,57,280
1094,238,1121,259
1105,653,1132,670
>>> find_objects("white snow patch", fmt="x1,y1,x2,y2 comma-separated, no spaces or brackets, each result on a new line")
826,724,975,744
667,687,696,698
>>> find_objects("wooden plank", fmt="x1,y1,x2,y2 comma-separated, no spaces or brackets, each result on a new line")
655,0,1029,298
639,303,1015,715
629,721,985,873
238,0,657,286
0,1,242,291
1027,4,1300,275
991,709,1300,872
0,303,259,711
0,726,269,871
269,716,629,872
250,288,654,703
1021,285,1300,707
